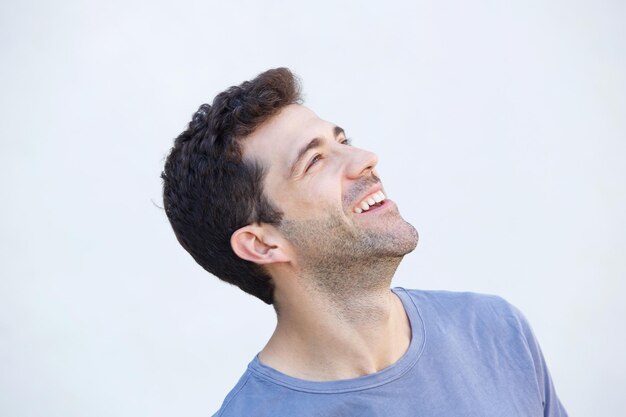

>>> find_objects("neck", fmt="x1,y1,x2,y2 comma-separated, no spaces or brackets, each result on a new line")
259,258,411,381
302,256,401,321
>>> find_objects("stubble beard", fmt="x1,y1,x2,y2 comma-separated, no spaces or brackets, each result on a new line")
278,203,419,304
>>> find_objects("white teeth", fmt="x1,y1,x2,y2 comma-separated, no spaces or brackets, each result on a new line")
353,190,387,213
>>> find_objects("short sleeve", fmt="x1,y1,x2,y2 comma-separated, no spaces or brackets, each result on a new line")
508,303,569,417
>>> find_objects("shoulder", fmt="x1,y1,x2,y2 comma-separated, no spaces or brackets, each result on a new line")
397,287,541,360
212,370,254,417
395,287,528,331
397,287,517,314
212,366,297,417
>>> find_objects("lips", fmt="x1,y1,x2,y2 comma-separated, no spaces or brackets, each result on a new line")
354,190,386,213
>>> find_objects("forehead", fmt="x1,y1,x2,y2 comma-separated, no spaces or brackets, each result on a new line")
241,104,336,176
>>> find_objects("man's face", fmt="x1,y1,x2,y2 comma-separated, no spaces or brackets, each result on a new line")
243,104,418,279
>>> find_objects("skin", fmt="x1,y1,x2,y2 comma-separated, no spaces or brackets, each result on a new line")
231,104,419,381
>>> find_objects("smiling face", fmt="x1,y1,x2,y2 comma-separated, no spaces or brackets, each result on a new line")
241,105,418,287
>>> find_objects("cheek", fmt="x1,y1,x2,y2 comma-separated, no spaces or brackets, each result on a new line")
277,182,343,217
303,177,342,205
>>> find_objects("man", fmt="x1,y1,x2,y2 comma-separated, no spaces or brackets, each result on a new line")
161,68,568,416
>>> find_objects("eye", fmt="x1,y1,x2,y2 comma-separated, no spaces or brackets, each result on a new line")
305,154,323,172
340,137,351,145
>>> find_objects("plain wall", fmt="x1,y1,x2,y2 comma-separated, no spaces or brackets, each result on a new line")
1,1,625,416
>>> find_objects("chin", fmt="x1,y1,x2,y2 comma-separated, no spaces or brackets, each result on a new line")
396,228,419,256
389,218,419,255
365,221,418,259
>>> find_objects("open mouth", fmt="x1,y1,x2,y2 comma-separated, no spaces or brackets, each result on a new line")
354,191,386,214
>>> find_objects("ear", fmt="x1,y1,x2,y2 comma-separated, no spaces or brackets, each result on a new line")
230,224,290,266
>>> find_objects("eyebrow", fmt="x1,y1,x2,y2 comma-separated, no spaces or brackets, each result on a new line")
288,125,346,178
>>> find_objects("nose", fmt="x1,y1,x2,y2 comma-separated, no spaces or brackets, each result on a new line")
345,146,379,179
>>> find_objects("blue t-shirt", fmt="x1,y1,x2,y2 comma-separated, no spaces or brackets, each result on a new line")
213,288,568,416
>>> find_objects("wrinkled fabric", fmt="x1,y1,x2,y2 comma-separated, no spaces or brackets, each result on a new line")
213,288,568,417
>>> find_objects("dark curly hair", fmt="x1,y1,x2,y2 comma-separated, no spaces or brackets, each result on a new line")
161,68,302,304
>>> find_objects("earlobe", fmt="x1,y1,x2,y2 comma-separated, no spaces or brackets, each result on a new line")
231,225,290,265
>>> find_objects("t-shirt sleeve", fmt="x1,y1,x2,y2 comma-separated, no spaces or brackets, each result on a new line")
508,303,569,417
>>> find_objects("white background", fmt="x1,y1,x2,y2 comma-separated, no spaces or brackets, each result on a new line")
1,1,625,416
